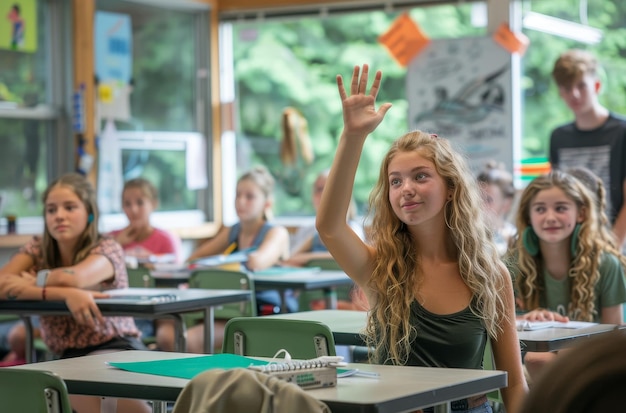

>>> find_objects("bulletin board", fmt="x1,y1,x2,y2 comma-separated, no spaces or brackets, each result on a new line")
407,36,514,174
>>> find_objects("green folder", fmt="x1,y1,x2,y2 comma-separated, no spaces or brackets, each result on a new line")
107,353,269,380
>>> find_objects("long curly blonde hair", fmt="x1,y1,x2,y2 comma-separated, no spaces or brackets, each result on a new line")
364,131,507,365
512,171,625,321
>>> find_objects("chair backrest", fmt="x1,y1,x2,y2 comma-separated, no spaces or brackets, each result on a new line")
303,258,354,309
126,266,156,288
222,317,336,359
482,339,503,405
0,368,73,413
188,269,257,318
305,258,342,271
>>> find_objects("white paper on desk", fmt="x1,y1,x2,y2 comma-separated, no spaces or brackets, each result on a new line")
99,289,178,303
516,320,597,331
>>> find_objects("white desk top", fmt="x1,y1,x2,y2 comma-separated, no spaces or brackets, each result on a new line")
14,350,507,413
268,310,620,352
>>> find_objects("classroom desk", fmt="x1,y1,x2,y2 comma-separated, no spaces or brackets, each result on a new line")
12,350,507,413
151,268,354,312
0,288,251,360
268,310,622,353
516,323,619,352
252,269,353,313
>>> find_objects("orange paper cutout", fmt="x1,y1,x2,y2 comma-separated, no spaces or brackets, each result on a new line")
379,13,430,67
493,23,530,56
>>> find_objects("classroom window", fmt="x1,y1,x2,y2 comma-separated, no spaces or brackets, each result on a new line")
95,0,213,229
226,3,483,219
0,0,68,230
226,0,626,216
520,0,626,181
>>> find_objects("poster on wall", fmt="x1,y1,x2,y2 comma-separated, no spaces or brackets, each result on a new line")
407,36,513,174
94,11,132,122
0,0,37,52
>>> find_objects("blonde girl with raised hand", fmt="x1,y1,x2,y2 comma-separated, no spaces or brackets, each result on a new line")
185,166,290,353
317,64,527,413
0,173,149,413
509,170,626,383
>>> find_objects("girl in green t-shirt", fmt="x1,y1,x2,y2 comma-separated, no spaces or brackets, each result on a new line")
510,170,626,382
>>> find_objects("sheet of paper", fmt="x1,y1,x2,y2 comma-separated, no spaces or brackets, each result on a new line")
516,320,597,331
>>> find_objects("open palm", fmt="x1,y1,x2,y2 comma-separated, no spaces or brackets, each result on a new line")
336,64,392,137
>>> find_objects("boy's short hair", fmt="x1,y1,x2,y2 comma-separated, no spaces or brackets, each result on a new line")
552,49,599,88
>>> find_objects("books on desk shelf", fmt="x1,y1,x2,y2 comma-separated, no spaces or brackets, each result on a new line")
516,319,597,331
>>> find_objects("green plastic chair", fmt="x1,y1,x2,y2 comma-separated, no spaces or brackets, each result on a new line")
304,258,342,271
483,339,504,410
222,317,336,359
300,258,353,310
0,368,72,413
125,267,157,347
126,266,156,288
188,268,257,319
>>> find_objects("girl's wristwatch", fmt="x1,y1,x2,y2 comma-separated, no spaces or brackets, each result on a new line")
36,269,50,287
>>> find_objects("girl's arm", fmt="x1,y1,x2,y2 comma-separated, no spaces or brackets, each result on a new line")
43,253,116,289
187,227,231,262
281,236,329,267
600,304,623,324
247,226,290,271
2,280,107,327
491,265,529,413
316,64,391,288
0,255,107,326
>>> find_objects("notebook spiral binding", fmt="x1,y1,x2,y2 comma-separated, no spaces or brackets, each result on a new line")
248,351,345,389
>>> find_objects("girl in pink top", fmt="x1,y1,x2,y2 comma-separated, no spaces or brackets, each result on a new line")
0,173,149,413
111,177,182,263
110,177,182,352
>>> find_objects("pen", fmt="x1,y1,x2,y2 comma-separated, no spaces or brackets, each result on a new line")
223,242,237,256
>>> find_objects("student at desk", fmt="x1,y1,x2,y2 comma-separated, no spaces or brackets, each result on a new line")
286,168,363,267
185,166,290,353
109,177,182,352
508,171,626,383
283,169,367,311
317,64,527,413
0,173,149,413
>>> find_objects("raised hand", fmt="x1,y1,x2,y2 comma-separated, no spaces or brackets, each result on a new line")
336,64,392,137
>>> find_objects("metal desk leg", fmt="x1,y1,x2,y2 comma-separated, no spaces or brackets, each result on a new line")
171,314,187,353
280,290,289,313
324,287,338,309
152,401,167,413
434,402,451,413
203,306,215,353
21,316,34,363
